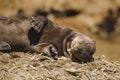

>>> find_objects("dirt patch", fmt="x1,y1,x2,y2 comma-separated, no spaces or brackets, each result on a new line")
0,52,119,80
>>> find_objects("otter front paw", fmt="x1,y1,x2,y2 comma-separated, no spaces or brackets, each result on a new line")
41,44,58,60
30,16,48,32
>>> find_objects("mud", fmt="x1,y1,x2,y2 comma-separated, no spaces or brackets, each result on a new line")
0,52,119,80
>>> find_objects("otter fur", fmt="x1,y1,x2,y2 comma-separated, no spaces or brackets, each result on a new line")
0,16,96,63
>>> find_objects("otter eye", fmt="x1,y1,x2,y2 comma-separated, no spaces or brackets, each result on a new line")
77,47,82,54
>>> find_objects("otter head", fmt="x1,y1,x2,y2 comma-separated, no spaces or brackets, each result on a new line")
66,33,96,63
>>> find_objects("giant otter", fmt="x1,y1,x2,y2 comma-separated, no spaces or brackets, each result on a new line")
0,16,96,63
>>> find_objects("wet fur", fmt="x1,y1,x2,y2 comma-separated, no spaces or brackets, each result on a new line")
0,16,96,63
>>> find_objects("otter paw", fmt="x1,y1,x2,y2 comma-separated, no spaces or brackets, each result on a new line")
41,44,58,60
0,41,11,52
30,16,48,32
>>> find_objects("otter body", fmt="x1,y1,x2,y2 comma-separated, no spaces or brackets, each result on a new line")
0,16,96,63
0,17,31,52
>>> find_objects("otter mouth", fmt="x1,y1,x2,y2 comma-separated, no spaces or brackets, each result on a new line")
72,54,94,63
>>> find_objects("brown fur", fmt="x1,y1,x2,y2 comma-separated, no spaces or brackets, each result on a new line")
0,16,96,63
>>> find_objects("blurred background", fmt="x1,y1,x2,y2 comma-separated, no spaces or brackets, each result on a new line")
0,0,120,61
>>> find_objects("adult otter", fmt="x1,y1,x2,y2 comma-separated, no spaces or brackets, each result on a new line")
0,16,96,63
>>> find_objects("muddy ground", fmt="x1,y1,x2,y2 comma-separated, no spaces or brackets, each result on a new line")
0,52,120,80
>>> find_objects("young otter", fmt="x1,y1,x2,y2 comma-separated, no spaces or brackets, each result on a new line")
0,16,96,63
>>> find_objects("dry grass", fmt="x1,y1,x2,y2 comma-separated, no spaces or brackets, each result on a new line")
0,52,119,80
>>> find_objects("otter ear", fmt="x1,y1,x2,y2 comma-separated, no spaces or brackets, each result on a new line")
29,16,48,33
